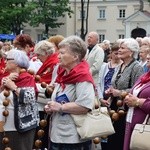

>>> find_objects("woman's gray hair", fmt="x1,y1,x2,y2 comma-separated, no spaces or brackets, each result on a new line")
34,40,55,56
120,38,139,59
58,35,87,61
7,49,29,69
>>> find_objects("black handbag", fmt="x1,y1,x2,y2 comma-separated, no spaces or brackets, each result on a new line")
13,88,39,133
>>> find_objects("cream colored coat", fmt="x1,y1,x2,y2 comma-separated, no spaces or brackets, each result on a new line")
85,44,104,86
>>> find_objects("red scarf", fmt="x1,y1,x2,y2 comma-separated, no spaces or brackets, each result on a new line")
0,58,5,72
15,72,36,87
140,71,150,85
15,71,38,95
56,60,95,89
36,53,59,84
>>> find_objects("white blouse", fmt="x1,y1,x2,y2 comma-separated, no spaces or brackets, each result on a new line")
0,91,16,131
126,84,144,123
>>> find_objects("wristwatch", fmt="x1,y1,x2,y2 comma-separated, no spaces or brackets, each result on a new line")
135,99,140,107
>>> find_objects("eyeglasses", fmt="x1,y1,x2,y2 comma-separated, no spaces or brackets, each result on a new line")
6,58,14,61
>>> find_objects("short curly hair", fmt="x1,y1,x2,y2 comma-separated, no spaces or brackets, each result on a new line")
13,34,34,49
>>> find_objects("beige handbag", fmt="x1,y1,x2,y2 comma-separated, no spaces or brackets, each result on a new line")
71,106,115,140
130,115,150,150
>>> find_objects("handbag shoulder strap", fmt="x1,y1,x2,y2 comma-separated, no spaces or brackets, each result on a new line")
75,83,100,112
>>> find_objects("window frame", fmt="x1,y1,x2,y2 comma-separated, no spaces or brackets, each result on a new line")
99,34,105,43
119,9,126,19
99,9,106,19
118,34,125,39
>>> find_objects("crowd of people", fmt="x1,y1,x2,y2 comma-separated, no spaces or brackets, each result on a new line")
0,32,150,150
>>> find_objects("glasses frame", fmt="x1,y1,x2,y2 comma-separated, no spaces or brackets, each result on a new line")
6,58,14,61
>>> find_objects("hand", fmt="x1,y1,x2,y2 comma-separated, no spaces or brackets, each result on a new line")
105,87,121,97
2,77,17,91
9,73,19,81
111,88,121,97
44,101,62,113
44,104,53,114
124,93,138,107
101,99,110,107
105,87,113,96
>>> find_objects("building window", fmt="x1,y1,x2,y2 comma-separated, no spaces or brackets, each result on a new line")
80,10,85,19
99,9,105,19
119,34,125,39
37,34,43,41
99,34,105,43
119,9,125,18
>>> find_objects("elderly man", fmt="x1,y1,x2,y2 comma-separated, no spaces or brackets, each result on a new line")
85,31,104,87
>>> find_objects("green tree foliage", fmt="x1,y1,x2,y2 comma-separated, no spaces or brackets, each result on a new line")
30,0,72,35
0,0,72,35
0,0,35,35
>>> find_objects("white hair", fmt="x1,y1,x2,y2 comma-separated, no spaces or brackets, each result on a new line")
120,38,139,59
7,49,29,69
34,40,55,56
103,40,110,45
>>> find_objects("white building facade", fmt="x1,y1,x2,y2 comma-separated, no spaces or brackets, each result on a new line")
24,0,150,43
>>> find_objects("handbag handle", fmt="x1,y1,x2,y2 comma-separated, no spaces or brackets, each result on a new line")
94,96,109,116
94,96,101,112
143,114,150,125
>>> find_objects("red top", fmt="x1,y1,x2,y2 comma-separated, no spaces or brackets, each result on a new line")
0,58,9,85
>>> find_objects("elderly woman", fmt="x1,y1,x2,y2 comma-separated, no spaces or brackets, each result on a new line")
44,35,95,150
105,38,143,150
0,49,39,150
33,40,59,150
123,53,150,150
34,40,59,84
141,37,150,47
139,45,150,73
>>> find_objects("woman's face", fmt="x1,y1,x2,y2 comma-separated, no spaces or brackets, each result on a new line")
146,54,150,69
5,57,17,72
111,50,119,61
36,53,47,63
58,47,78,69
118,43,133,61
3,42,11,51
139,46,148,61
142,40,150,47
